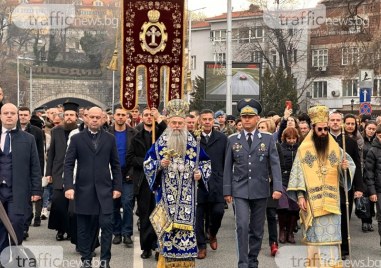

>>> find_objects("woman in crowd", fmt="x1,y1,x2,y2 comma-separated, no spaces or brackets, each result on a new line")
278,127,300,244
361,120,377,232
277,107,301,143
235,118,242,133
257,118,284,256
344,114,364,165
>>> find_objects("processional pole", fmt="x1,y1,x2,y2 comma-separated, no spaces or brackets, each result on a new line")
341,124,352,267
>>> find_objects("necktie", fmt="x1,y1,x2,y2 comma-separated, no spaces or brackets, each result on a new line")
3,131,10,155
247,133,252,148
205,135,209,143
91,133,98,149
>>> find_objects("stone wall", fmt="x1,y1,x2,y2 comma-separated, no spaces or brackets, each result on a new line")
31,77,115,109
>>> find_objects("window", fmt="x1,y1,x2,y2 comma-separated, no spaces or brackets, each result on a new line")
93,0,104,6
239,28,250,43
342,79,358,96
374,79,381,97
288,49,297,64
313,81,327,98
191,56,196,70
312,49,328,67
232,29,239,42
251,51,263,63
210,30,226,42
251,27,263,39
342,47,359,65
237,27,263,43
214,53,226,63
271,50,277,67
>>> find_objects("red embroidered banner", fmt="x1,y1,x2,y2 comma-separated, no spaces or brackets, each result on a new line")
121,0,186,109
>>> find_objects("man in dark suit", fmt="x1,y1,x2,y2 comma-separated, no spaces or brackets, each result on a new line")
223,99,282,268
110,105,137,247
126,106,166,259
45,101,79,241
0,103,42,260
328,111,364,259
64,106,122,268
18,106,45,238
196,109,227,259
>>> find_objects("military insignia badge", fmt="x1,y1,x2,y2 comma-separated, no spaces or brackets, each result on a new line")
259,143,266,152
232,143,242,152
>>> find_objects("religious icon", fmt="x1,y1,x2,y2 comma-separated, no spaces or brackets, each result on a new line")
139,9,168,55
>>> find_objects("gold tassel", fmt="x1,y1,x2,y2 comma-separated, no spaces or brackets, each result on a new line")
107,49,118,71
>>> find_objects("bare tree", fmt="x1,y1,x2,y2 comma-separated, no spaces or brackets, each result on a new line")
227,2,314,107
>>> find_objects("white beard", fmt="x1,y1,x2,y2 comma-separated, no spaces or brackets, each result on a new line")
165,127,188,157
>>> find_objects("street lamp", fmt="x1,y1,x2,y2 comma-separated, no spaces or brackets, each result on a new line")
17,55,34,108
17,56,20,107
351,99,354,113
107,49,118,114
29,66,33,110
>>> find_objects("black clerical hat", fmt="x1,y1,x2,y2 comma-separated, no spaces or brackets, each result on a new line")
63,101,79,113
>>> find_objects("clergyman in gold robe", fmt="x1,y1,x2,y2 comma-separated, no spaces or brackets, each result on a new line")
287,105,355,268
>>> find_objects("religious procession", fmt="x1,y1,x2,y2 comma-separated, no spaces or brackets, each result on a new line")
0,0,381,268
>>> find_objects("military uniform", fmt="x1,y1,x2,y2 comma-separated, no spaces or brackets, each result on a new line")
223,99,282,268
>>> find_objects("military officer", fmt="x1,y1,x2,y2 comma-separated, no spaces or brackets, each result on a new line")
223,99,282,268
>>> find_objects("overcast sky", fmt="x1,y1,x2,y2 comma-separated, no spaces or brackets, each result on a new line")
188,0,251,17
188,0,321,17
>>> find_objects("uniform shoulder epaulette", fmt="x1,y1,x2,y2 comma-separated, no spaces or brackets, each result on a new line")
228,132,239,139
260,131,272,136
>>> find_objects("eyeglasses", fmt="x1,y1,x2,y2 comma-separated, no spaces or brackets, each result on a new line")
317,127,329,132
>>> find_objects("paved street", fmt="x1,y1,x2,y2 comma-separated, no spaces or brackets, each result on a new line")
23,204,381,268
209,71,260,96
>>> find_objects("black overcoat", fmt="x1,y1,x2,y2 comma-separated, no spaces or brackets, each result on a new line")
9,129,42,214
126,121,166,196
197,130,227,203
46,126,71,189
63,129,122,215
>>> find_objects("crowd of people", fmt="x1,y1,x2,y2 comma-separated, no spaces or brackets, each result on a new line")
0,84,380,268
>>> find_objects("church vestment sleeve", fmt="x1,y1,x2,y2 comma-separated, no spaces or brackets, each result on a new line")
338,149,355,191
143,143,162,192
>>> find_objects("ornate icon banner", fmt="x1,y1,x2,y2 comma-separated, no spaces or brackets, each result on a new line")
121,0,186,109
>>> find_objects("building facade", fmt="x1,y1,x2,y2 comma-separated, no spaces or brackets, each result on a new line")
191,0,381,114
